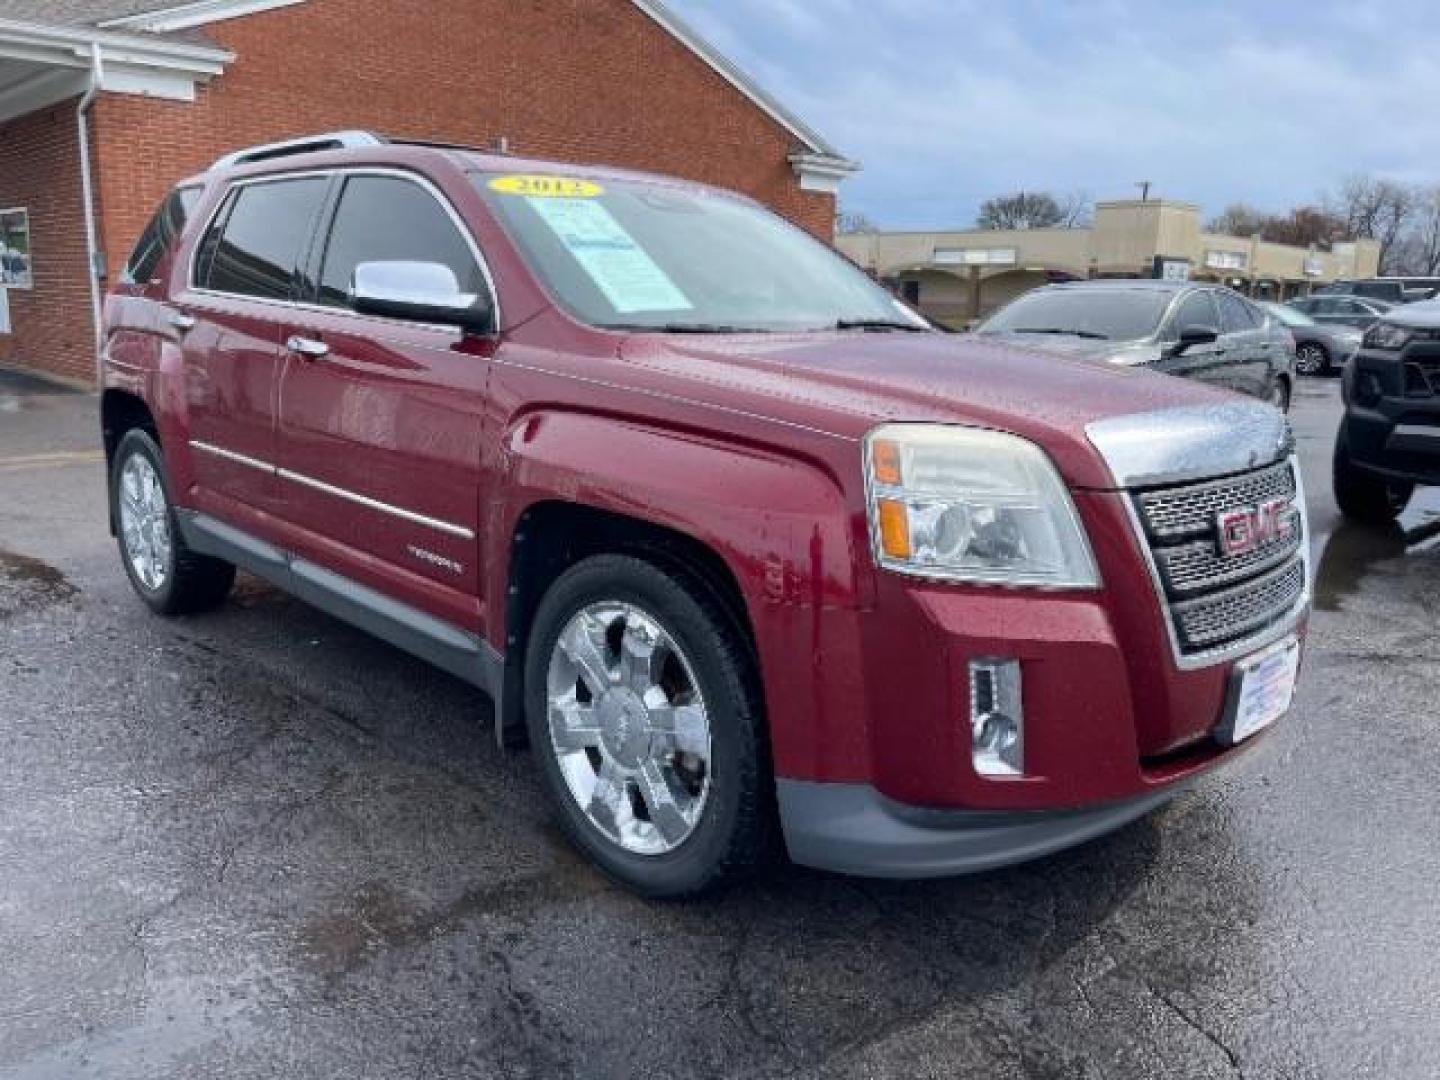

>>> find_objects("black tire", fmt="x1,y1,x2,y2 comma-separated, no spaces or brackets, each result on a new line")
524,554,774,898
111,429,235,615
1295,342,1330,377
1333,422,1412,525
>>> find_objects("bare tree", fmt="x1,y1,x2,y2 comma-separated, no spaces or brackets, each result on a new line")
1206,203,1269,237
1329,175,1415,273
1390,185,1440,276
1262,206,1343,248
1058,190,1092,228
836,208,879,236
977,191,1066,230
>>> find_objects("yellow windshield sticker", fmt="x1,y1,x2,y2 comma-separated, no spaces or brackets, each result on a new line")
489,175,605,199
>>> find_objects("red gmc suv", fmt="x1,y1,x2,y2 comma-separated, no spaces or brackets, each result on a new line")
101,133,1311,897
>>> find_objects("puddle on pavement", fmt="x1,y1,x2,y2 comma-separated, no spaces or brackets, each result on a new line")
1314,496,1440,611
0,550,78,618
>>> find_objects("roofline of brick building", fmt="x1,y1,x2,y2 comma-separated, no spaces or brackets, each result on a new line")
98,0,861,179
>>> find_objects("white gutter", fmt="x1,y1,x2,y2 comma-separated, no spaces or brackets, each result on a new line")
77,41,104,378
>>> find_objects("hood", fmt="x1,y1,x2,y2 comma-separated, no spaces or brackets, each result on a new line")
618,330,1241,489
977,331,1128,361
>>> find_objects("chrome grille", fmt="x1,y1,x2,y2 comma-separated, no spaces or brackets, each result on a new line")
1132,459,1307,660
1172,560,1308,650
1155,526,1302,598
1137,460,1296,541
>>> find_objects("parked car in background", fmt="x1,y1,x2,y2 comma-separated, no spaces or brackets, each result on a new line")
1316,278,1440,305
1334,299,1440,523
99,134,1311,897
1259,301,1361,376
977,281,1295,410
1288,294,1393,331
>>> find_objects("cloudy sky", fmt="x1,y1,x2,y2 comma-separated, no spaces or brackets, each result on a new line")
664,0,1440,229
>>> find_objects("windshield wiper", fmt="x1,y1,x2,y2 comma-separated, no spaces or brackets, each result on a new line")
834,318,929,333
1009,327,1110,340
599,323,765,334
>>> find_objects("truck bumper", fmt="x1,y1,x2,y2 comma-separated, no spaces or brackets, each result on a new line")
776,778,1191,879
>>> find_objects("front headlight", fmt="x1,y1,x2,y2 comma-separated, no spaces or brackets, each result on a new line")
864,424,1100,588
1364,322,1413,350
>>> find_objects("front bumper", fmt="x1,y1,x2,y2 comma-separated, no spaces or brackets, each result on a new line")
1344,345,1440,485
778,779,1190,878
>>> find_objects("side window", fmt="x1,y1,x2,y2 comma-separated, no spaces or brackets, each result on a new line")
1217,291,1257,333
316,175,485,310
1311,298,1339,315
1170,291,1220,336
201,177,329,300
124,188,200,286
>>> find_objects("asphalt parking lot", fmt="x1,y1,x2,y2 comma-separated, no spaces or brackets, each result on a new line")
1,370,1437,1080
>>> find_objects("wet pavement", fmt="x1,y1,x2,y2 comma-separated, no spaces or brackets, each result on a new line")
1,369,1438,1079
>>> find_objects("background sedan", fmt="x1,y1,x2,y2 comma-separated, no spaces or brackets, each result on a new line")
977,280,1295,409
1260,301,1361,376
1288,294,1393,331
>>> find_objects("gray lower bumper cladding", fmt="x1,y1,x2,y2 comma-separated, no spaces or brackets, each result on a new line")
776,780,1187,879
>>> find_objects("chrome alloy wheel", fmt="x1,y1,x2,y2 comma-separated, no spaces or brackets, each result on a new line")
1295,343,1327,376
545,603,713,856
118,453,173,592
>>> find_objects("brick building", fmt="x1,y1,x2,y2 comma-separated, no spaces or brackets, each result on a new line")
0,0,856,384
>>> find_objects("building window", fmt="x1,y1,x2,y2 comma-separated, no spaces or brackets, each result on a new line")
0,208,32,289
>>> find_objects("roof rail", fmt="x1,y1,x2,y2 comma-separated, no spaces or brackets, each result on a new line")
210,131,388,171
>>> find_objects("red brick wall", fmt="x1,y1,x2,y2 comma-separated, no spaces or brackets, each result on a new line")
0,104,96,383
92,0,838,293
5,0,839,384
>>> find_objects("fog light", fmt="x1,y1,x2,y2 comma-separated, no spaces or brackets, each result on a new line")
969,659,1024,777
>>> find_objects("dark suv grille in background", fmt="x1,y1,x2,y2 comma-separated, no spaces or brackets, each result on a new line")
1404,358,1440,398
1132,460,1307,658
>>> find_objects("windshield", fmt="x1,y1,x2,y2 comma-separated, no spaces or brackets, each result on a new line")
1263,303,1314,328
978,288,1172,342
474,172,923,333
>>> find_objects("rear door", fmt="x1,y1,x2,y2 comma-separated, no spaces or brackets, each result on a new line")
174,175,330,526
1215,290,1271,399
271,170,497,632
1157,290,1232,390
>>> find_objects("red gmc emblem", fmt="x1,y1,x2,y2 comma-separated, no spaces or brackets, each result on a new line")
1217,499,1294,557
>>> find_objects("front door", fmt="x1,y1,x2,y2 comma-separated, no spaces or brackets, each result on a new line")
1157,290,1233,391
272,171,497,633
174,175,330,527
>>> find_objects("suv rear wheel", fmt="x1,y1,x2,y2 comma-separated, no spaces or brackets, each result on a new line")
112,430,235,614
524,554,773,898
1334,423,1413,524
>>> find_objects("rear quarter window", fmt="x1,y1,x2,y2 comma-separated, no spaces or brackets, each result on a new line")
123,187,200,286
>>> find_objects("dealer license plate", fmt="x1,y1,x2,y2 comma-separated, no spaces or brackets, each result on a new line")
1221,636,1301,745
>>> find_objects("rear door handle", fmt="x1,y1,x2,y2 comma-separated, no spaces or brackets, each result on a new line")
169,312,196,333
286,335,330,361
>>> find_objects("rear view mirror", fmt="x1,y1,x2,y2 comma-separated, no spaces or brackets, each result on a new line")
1170,324,1219,355
351,261,495,334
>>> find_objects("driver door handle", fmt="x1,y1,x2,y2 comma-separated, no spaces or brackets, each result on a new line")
169,312,196,333
286,335,330,361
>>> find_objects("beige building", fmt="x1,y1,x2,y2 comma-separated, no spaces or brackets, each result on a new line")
838,199,1383,325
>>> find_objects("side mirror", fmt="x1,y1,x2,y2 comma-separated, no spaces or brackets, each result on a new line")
351,261,495,334
1169,324,1219,356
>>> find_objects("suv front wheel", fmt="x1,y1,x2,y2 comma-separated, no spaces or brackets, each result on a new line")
112,429,236,614
524,554,773,898
1333,423,1413,524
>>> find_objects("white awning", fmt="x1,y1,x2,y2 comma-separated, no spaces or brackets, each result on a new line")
0,16,231,124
